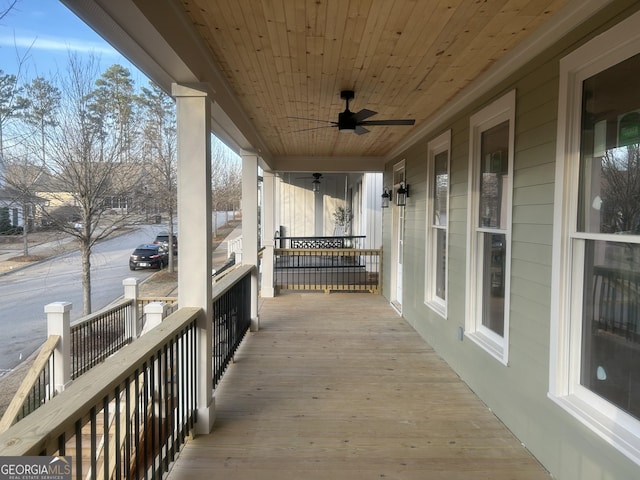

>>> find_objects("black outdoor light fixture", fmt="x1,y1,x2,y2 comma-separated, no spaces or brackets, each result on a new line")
311,172,321,193
396,183,410,207
381,187,391,208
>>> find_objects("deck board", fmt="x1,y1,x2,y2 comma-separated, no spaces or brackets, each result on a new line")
167,292,550,479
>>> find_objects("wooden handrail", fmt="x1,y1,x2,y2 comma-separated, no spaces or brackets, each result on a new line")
0,335,61,434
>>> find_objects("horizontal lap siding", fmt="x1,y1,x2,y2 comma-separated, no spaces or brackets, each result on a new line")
388,16,562,474
508,70,558,394
403,144,427,306
385,3,640,479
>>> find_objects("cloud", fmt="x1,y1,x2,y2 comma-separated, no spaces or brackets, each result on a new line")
0,33,117,56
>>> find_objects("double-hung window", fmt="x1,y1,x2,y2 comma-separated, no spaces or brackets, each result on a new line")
425,130,450,317
466,90,515,364
551,11,640,465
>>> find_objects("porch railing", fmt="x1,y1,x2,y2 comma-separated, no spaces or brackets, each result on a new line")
277,235,366,249
0,335,60,433
0,307,200,480
0,266,255,478
71,299,134,379
274,247,382,294
212,264,252,388
0,282,178,433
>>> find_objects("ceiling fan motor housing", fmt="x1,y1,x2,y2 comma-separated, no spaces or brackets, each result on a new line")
338,110,356,131
338,90,356,131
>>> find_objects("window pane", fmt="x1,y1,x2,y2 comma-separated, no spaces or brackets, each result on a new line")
433,151,448,226
479,121,510,229
579,53,640,234
434,228,446,301
481,232,505,336
581,240,640,420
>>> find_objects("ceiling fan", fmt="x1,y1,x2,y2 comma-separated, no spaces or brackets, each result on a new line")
290,90,416,135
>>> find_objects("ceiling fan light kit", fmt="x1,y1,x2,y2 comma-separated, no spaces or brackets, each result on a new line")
312,172,321,193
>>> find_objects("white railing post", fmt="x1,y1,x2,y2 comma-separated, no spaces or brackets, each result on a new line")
123,278,139,339
45,302,72,394
142,302,168,335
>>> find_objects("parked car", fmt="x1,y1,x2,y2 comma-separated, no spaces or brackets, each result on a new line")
154,232,178,255
129,244,168,270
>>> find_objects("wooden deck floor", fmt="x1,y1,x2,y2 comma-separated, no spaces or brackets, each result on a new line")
167,292,550,480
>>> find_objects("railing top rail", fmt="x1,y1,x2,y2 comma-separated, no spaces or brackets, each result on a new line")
277,235,366,240
0,307,201,456
213,264,254,300
0,335,61,434
275,248,382,253
70,298,133,329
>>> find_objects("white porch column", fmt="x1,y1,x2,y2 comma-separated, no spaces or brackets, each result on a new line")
261,171,276,297
241,151,260,330
172,82,214,435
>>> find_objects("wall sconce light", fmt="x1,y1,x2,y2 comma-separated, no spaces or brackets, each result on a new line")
396,183,410,207
381,187,391,208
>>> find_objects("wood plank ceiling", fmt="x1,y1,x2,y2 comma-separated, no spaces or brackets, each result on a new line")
177,0,572,160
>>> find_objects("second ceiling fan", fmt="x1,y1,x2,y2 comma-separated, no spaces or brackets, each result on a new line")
290,90,416,135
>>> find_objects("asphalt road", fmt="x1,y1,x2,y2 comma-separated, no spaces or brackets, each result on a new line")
0,224,169,374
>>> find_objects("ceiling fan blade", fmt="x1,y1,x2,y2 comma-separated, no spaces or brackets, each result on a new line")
288,115,335,124
292,125,337,133
359,119,416,126
355,125,369,135
352,108,377,122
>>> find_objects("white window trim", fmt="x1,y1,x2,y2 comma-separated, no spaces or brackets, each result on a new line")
424,130,451,318
549,10,640,466
465,90,515,365
390,160,406,315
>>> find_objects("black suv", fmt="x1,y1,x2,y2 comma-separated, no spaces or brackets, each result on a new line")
129,244,168,270
154,233,178,255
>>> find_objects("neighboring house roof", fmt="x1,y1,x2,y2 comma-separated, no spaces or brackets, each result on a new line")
0,184,48,206
1,162,50,206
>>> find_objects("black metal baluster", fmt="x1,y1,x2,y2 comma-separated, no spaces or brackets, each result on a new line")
103,396,110,480
115,385,121,480
125,380,132,480
75,419,82,480
90,406,97,480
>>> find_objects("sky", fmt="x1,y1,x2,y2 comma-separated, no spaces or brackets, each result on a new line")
0,0,143,82
0,0,237,155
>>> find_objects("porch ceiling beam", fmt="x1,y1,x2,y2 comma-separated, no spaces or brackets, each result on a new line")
269,156,386,173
